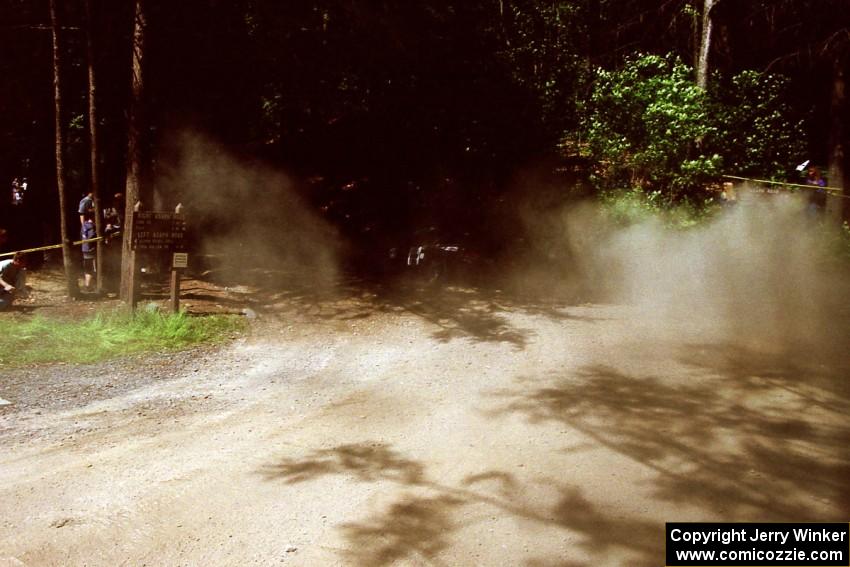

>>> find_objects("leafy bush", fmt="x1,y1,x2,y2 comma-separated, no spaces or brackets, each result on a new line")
599,188,718,229
583,54,720,199
581,54,805,201
710,70,806,180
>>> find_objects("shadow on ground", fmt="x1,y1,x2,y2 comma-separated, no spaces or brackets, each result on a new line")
489,341,850,523
260,443,660,566
179,266,600,349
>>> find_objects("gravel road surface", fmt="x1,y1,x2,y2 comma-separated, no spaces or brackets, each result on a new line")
1,286,848,566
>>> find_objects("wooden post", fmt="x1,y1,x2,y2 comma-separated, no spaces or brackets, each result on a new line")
170,267,180,313
169,204,186,314
128,249,138,311
127,201,141,312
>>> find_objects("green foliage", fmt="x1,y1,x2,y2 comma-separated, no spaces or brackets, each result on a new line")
710,71,806,179
0,310,245,367
599,191,850,267
497,1,590,136
582,54,807,204
599,188,718,229
583,54,721,199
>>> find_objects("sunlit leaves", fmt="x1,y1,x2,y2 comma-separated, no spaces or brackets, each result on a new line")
582,53,804,200
584,54,715,197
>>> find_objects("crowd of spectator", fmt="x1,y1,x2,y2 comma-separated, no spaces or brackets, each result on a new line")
0,180,125,309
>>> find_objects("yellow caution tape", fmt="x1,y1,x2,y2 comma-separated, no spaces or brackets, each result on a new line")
0,232,122,259
722,175,849,198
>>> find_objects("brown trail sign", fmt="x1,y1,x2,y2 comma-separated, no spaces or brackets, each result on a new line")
129,208,187,312
131,211,186,252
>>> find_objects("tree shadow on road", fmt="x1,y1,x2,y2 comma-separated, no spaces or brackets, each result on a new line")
261,443,426,485
489,355,850,523
209,272,600,349
260,442,661,566
678,341,850,414
340,493,466,567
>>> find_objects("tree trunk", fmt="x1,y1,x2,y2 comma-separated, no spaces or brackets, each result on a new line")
498,0,510,48
85,0,105,292
49,0,78,300
120,0,147,304
696,0,717,89
586,0,601,67
827,52,848,221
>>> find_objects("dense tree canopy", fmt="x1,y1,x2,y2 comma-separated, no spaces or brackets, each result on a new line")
0,0,848,259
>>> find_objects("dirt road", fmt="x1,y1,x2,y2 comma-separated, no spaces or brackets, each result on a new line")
1,285,848,566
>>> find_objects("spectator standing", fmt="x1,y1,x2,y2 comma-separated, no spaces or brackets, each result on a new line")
81,211,97,292
103,192,123,237
11,178,24,206
0,253,27,310
78,190,94,226
101,193,124,292
805,166,827,215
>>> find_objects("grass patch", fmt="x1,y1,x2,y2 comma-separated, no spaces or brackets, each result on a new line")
0,308,246,366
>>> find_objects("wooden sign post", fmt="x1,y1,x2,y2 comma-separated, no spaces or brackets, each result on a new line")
130,205,187,313
170,252,188,313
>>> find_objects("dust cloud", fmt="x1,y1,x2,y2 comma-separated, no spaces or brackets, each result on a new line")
155,132,342,289
518,192,850,359
152,132,848,362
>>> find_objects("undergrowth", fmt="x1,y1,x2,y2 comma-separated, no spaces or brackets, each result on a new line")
600,188,850,260
0,309,245,366
599,188,719,229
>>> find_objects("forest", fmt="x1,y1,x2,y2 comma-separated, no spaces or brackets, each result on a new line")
2,5,850,562
0,0,848,298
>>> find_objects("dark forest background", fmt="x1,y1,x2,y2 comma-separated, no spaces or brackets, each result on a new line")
1,0,848,272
